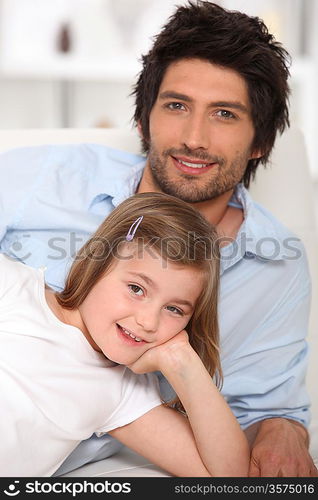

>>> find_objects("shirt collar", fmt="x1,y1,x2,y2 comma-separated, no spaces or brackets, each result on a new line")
88,151,146,210
111,159,146,207
221,183,291,274
111,174,290,268
89,153,292,273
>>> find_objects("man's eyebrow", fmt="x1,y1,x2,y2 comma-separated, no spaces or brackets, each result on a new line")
159,91,192,102
159,91,249,113
212,101,249,113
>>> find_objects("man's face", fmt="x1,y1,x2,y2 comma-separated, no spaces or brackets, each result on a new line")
145,58,260,203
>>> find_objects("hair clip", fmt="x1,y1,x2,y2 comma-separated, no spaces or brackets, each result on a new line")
126,216,143,241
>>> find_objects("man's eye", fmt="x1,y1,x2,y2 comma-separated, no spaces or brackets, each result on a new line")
216,109,235,119
166,305,184,316
128,284,144,296
167,102,185,111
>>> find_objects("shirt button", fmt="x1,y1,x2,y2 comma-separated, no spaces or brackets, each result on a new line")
244,251,255,259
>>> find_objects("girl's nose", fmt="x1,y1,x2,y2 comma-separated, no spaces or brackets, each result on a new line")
135,306,160,334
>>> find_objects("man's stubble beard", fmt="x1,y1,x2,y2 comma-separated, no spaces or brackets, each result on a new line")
148,145,249,203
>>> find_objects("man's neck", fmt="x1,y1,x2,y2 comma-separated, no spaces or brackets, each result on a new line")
137,168,244,239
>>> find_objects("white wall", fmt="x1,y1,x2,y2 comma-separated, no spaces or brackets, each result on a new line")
0,0,317,177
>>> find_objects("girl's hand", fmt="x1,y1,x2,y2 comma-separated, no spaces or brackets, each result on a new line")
128,329,192,374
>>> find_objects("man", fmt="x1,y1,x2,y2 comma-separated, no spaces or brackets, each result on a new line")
0,1,317,477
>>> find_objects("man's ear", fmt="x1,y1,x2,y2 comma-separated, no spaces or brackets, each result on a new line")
250,148,264,160
137,121,143,138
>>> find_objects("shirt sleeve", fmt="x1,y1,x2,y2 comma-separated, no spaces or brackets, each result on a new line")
0,253,23,303
95,369,162,435
0,146,52,243
221,244,311,430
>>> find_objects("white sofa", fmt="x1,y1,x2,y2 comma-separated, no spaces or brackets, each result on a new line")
0,126,317,476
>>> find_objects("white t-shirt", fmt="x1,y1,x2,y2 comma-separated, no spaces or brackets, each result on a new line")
0,254,162,476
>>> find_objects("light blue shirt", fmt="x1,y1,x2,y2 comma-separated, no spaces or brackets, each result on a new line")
0,143,311,433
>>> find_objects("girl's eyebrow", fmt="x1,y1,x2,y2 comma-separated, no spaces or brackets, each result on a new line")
172,298,194,309
127,271,194,309
128,271,158,290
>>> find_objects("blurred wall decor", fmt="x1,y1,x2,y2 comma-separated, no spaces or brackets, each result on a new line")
0,0,317,178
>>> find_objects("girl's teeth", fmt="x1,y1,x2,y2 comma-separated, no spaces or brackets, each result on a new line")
121,326,142,342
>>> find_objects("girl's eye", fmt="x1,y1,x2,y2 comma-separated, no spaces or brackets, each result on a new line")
216,109,235,119
165,305,184,316
128,284,144,296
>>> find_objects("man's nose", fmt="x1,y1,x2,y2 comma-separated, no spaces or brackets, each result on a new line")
182,112,210,151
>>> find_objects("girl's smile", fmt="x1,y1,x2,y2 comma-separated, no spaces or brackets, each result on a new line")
116,323,147,345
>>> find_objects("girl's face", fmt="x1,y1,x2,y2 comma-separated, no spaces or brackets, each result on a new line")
73,245,204,365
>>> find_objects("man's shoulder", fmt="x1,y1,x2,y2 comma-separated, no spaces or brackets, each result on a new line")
0,142,145,173
0,143,146,227
251,199,298,239
241,181,298,240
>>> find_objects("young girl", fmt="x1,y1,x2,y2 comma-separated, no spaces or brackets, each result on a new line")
0,192,249,477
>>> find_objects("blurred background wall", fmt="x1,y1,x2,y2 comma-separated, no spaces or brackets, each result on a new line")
0,0,317,184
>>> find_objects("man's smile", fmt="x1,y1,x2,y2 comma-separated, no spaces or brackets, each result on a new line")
171,155,217,175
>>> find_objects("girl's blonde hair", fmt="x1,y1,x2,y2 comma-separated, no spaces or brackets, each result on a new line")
56,192,222,411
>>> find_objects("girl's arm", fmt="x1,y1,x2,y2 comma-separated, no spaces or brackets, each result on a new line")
109,331,250,477
109,403,211,476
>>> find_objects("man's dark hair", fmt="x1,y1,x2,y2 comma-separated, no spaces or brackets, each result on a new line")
132,1,291,188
